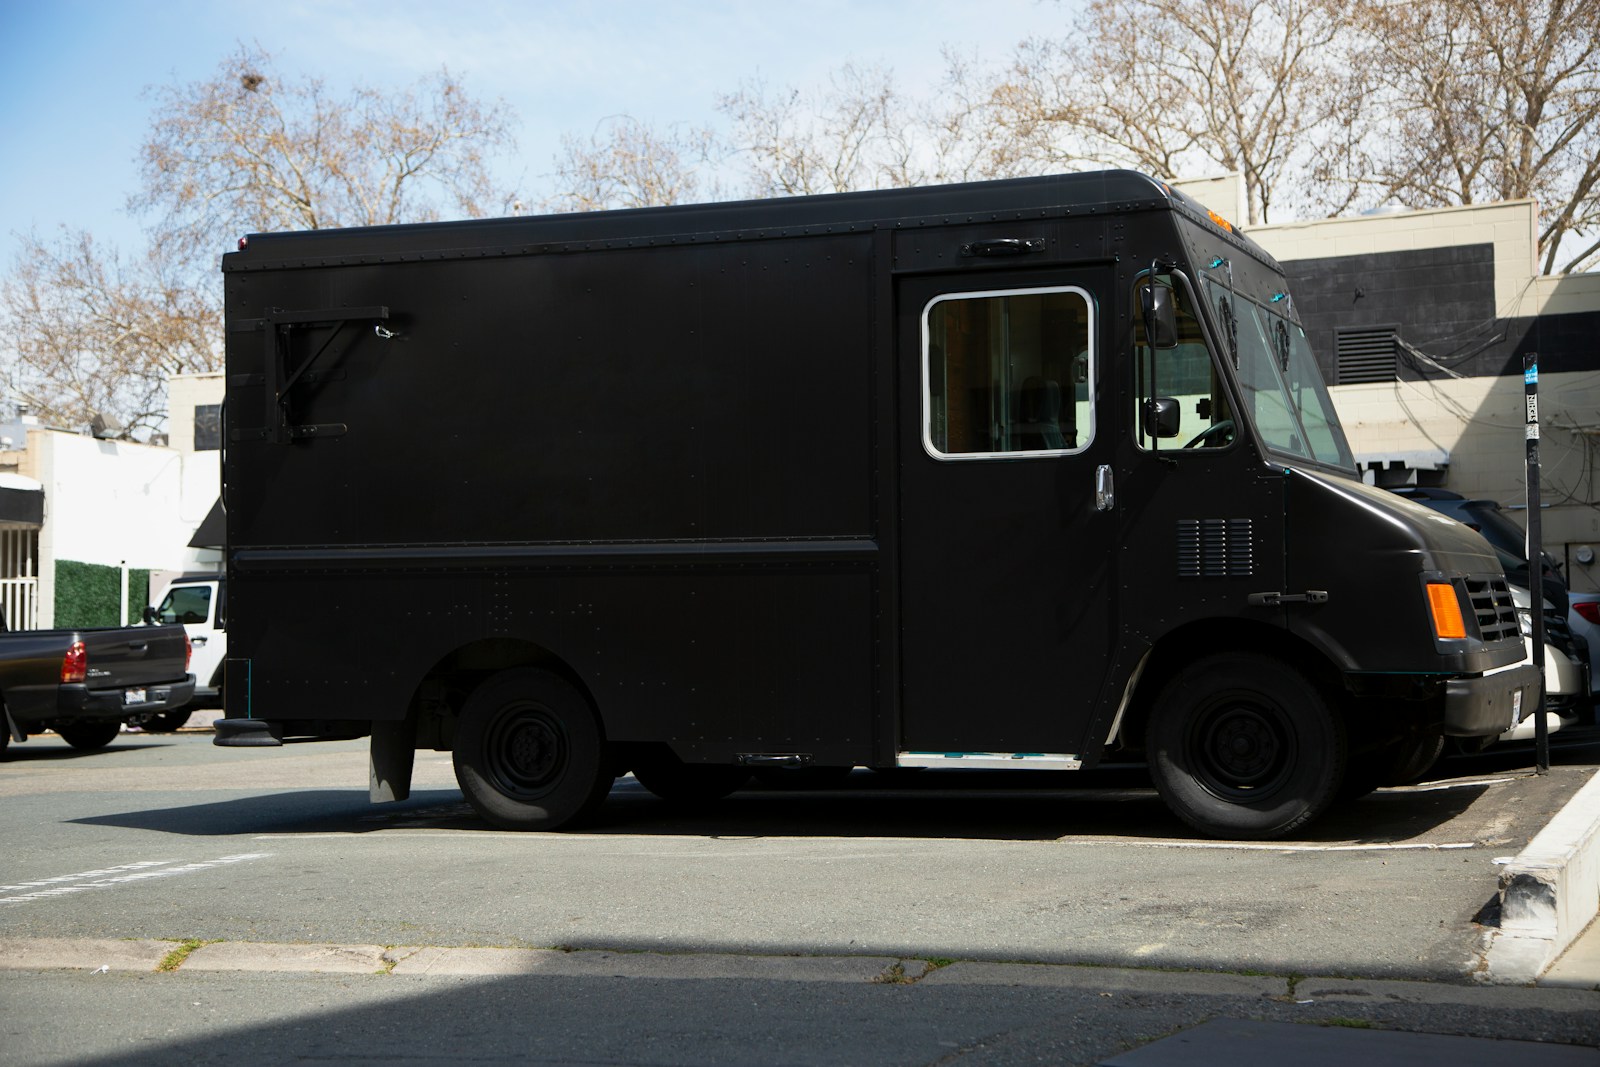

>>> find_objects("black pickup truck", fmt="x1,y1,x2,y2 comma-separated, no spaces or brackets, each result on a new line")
0,622,195,755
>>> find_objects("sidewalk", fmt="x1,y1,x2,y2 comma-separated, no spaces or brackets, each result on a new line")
2,940,1594,1064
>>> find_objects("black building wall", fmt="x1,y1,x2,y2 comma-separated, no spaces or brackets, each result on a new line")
1280,243,1600,382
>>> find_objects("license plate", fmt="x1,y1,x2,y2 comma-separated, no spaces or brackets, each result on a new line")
124,688,147,706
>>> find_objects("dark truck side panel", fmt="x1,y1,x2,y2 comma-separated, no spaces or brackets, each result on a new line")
214,170,1534,840
0,625,194,750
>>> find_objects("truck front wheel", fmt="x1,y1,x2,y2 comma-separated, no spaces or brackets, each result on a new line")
453,668,613,831
1147,654,1345,840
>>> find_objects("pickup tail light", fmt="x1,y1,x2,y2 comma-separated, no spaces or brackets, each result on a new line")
185,634,193,670
61,640,87,684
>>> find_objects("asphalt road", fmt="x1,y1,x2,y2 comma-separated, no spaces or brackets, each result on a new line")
2,731,1595,973
2,729,1597,1065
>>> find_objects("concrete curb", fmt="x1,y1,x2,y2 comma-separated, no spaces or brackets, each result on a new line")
1,939,1597,1013
1485,768,1600,984
180,941,389,974
384,946,903,982
0,939,912,983
0,937,174,972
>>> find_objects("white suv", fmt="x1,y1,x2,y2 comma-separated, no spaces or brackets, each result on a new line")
149,574,225,711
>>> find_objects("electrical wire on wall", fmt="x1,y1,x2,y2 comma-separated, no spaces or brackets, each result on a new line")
1370,273,1600,516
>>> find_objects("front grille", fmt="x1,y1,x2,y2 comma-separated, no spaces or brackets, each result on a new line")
1464,576,1519,643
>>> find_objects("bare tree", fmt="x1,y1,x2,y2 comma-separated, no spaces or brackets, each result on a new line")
544,116,720,212
1,44,518,439
134,45,517,261
717,56,1030,199
1353,0,1600,273
991,0,1353,225
1,229,214,437
719,63,898,196
902,49,1039,186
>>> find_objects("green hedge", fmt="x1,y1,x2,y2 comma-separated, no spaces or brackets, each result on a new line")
54,560,150,629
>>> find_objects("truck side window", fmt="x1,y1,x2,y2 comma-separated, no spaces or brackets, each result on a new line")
923,287,1094,459
1134,274,1233,451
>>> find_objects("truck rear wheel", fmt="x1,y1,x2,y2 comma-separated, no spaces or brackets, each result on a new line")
452,668,612,831
1147,653,1345,840
56,722,120,751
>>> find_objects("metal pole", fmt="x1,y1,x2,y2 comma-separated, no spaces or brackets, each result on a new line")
1525,353,1550,774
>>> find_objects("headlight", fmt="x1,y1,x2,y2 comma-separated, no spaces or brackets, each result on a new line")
1518,608,1534,637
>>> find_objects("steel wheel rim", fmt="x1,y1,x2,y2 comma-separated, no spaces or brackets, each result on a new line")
1188,696,1294,801
484,702,568,799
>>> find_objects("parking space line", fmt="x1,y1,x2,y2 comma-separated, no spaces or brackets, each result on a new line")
0,854,271,905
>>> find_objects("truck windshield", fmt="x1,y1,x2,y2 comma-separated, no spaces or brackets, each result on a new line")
1201,278,1355,471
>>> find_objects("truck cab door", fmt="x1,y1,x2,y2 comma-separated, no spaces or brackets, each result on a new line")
895,268,1120,762
1113,267,1287,685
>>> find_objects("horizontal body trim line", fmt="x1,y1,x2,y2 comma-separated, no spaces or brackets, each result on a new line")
231,538,881,570
897,752,1084,771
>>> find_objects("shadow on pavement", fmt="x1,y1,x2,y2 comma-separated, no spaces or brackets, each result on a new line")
1,740,180,762
68,762,1496,845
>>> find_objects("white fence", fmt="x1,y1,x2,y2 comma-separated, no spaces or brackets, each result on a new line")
0,577,38,631
0,528,40,630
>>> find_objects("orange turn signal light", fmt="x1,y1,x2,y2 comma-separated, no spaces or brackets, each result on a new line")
1427,582,1467,640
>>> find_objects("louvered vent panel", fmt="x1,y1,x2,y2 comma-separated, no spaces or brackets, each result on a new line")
1464,576,1518,643
1337,327,1398,384
1177,518,1255,578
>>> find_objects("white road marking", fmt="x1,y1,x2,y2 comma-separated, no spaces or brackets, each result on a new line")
1054,839,1477,852
250,829,1476,854
0,854,270,905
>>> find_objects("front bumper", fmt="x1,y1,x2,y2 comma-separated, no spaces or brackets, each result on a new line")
1443,663,1541,737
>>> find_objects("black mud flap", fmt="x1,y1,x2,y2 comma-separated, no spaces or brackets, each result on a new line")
213,718,283,747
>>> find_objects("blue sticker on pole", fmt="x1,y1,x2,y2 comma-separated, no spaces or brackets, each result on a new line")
1525,363,1539,385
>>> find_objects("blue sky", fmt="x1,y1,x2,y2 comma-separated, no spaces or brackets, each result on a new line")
0,0,1067,257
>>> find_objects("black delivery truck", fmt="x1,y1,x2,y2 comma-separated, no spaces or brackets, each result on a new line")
214,170,1538,839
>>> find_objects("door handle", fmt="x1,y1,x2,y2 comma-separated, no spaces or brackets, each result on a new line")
1096,465,1115,511
192,636,208,647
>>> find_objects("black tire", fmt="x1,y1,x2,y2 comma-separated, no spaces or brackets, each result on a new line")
1376,731,1444,787
56,722,120,751
128,710,191,733
1147,654,1345,840
452,668,612,831
1341,729,1446,802
632,751,750,804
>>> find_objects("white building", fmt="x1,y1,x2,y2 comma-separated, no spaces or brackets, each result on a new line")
0,372,223,629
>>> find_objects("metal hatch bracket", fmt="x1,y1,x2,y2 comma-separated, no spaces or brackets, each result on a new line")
234,306,390,444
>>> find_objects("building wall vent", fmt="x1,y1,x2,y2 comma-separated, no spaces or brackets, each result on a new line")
1336,327,1398,384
